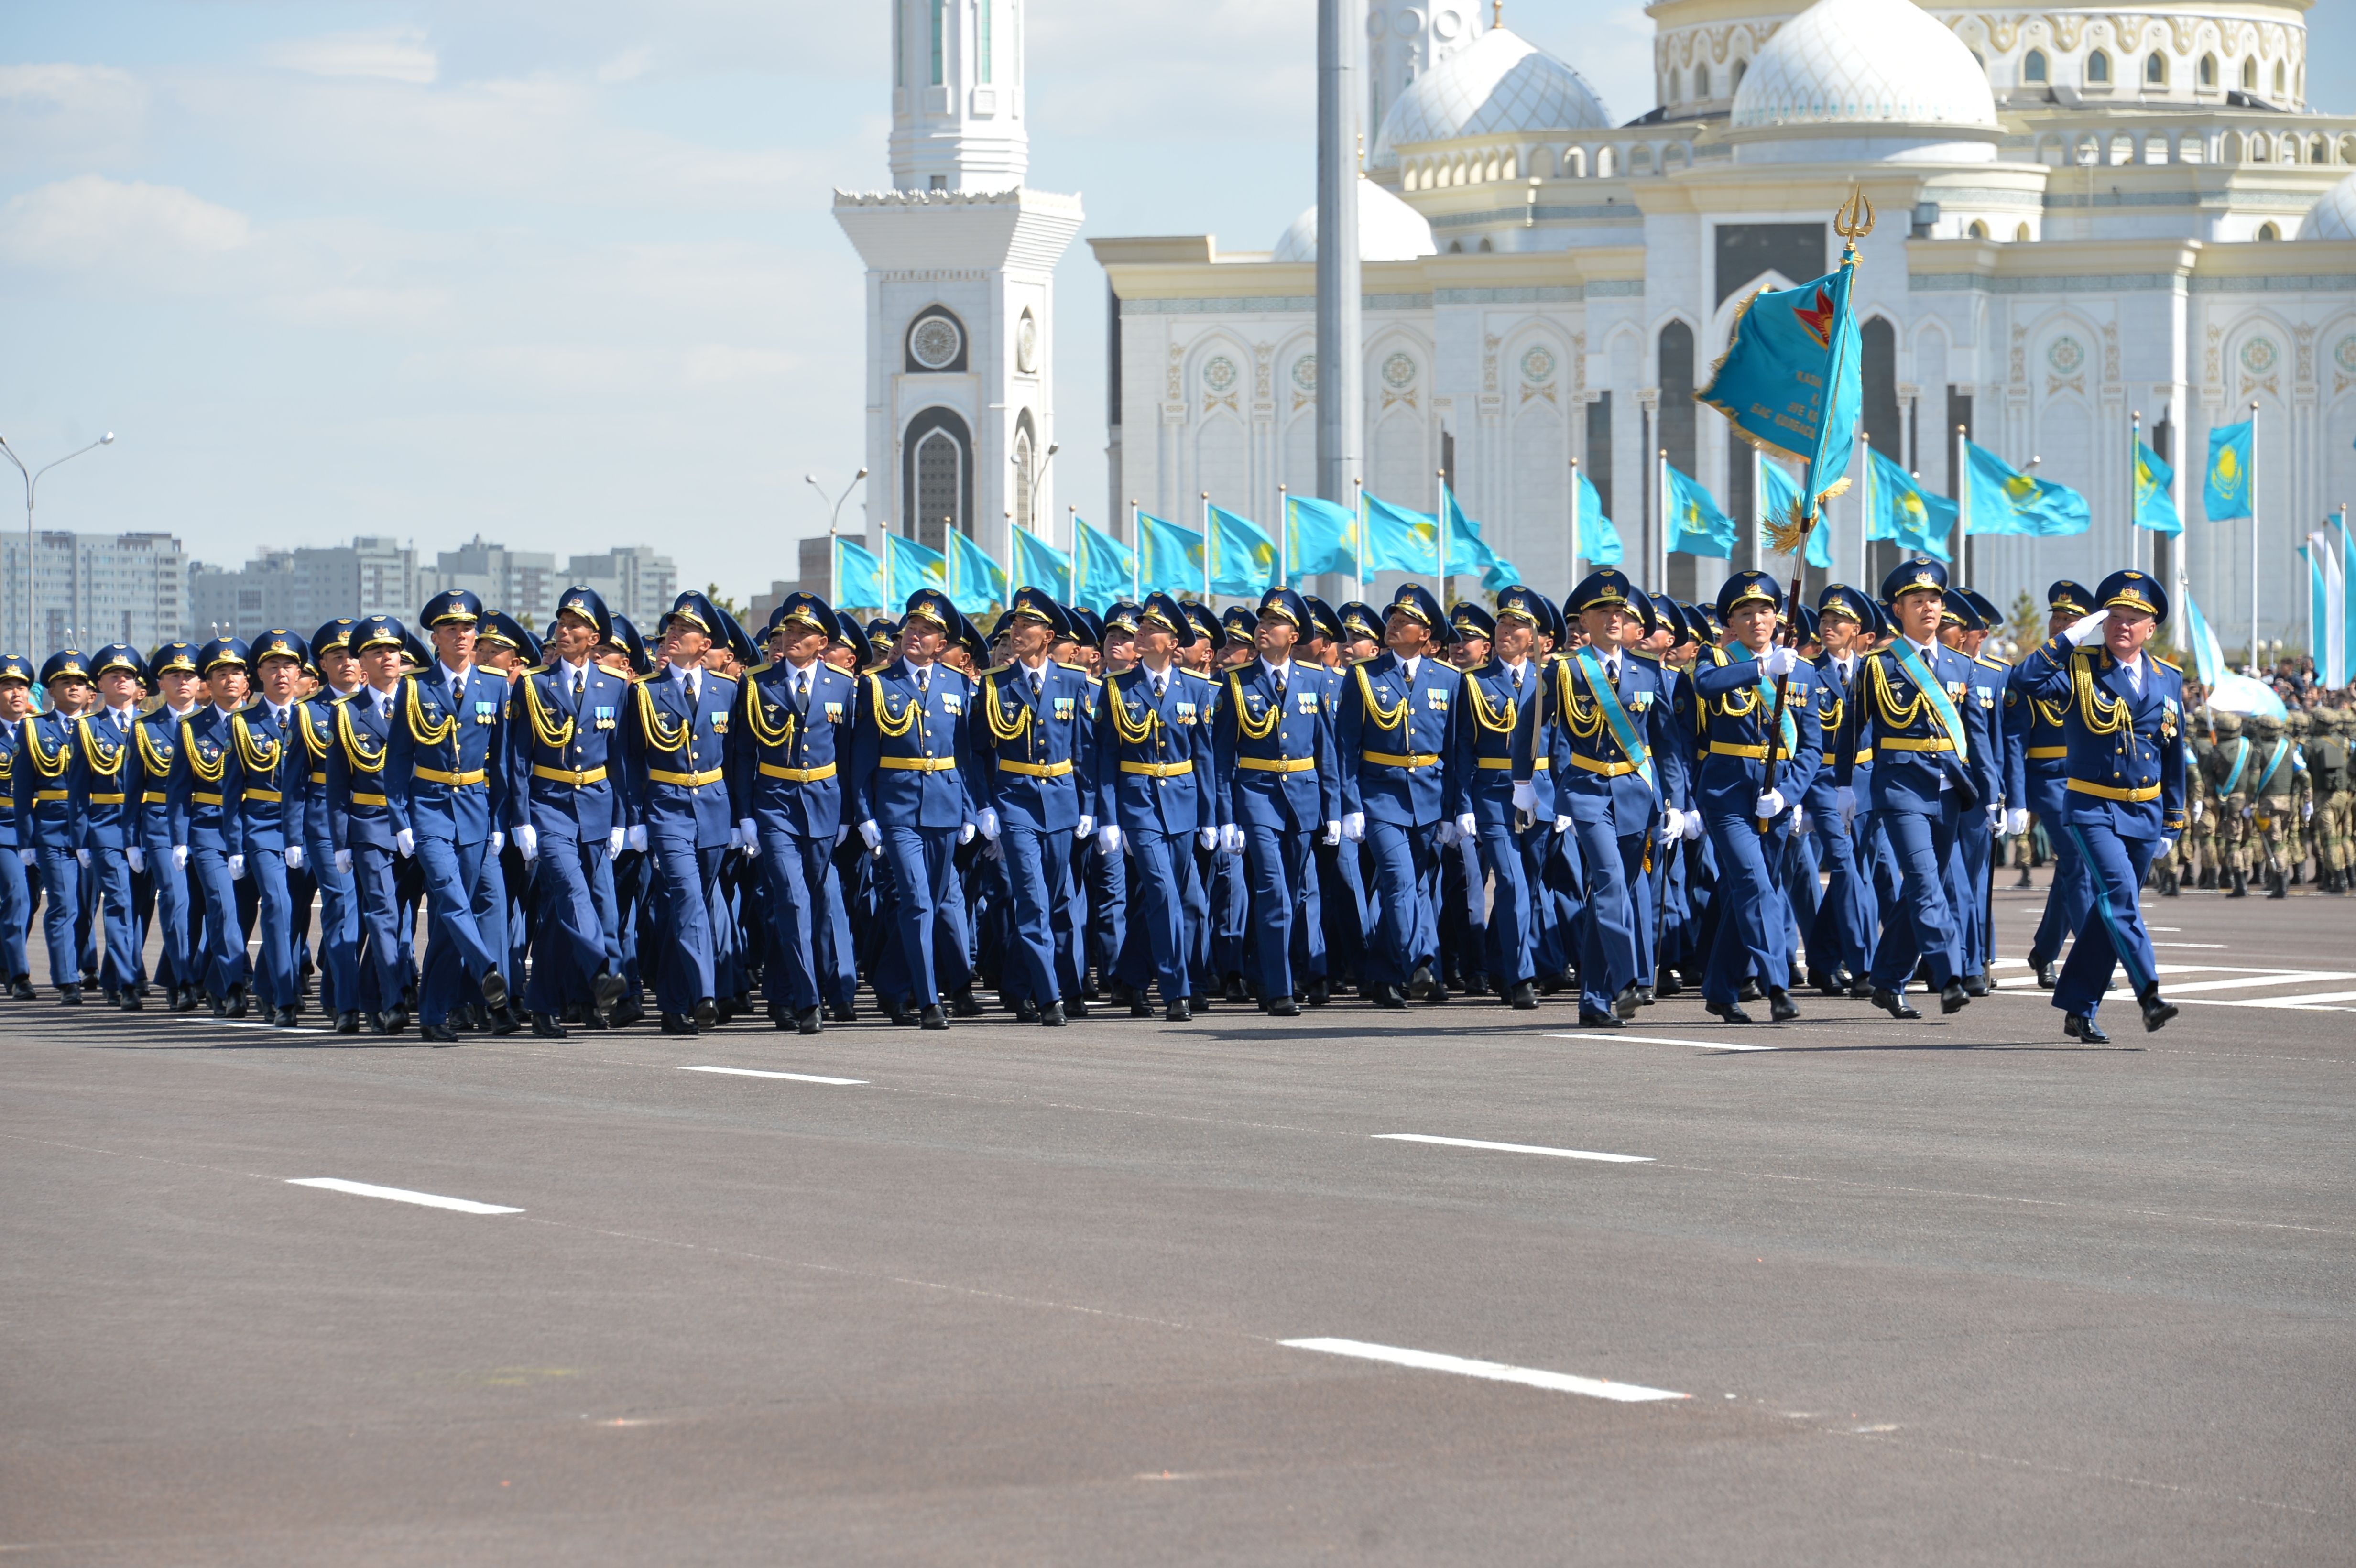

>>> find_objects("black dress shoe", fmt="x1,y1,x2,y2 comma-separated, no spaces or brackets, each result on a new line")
1264,996,1301,1018
101,987,120,1008
591,968,626,1023
334,1011,360,1034
1407,964,1438,1002
1507,980,1537,1010
713,995,738,1024
1737,979,1762,1003
886,996,916,1026
1816,972,1848,998
1578,1008,1625,1029
2139,985,2178,1033
1106,980,1137,1007
2063,1013,2110,1045
387,1006,411,1034
827,1002,856,1024
1613,983,1641,1021
420,1020,460,1045
1872,989,1921,1020
611,998,644,1029
659,1013,698,1036
1061,996,1089,1019
530,1012,567,1039
692,997,717,1029
950,987,985,1018
1368,982,1407,1010
1769,989,1801,1023
1130,997,1155,1018
489,1006,521,1036
1846,979,1876,1000
120,990,144,1012
273,1005,299,1028
920,1004,949,1030
1163,999,1191,1023
1305,975,1330,1006
1940,980,1970,1014
1015,997,1041,1023
225,985,248,1019
1040,1000,1066,1027
1706,999,1754,1024
478,969,509,1011
1962,972,1991,998
1222,973,1248,1005
1652,972,1680,998
2033,959,2058,991
1636,985,1656,1006
796,1007,823,1035
57,985,81,1006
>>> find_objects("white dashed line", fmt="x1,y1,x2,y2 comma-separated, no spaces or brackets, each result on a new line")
1374,1134,1652,1164
286,1178,522,1214
680,1065,868,1086
1549,1032,1779,1053
1282,1338,1688,1403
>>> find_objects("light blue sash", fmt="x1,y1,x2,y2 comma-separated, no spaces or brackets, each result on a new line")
1724,643,1798,756
1889,642,1969,766
2252,739,2289,797
1574,650,1657,798
2219,736,2250,795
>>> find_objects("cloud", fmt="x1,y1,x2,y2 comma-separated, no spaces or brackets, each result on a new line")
0,63,150,173
263,28,439,86
0,175,250,277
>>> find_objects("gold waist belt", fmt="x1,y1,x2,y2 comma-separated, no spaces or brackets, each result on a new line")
1237,757,1315,774
996,759,1075,778
413,766,487,786
1361,750,1439,769
1119,760,1191,778
876,757,956,773
2068,778,2161,803
648,765,725,787
534,763,609,787
758,761,836,784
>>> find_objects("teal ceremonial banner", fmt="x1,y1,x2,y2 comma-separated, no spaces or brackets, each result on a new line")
1868,447,1955,560
833,536,882,610
1137,512,1205,597
1572,468,1622,567
1756,458,1831,568
1072,515,1135,608
1206,505,1279,597
1665,463,1735,559
2204,419,2253,522
947,529,1007,614
1697,259,1862,504
1285,494,1359,584
883,533,948,604
1011,526,1072,600
1962,440,2084,538
1362,493,1440,575
1439,485,1515,587
2135,439,2181,536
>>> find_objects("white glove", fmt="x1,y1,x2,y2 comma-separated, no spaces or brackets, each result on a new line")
284,844,304,870
1435,821,1458,848
734,818,756,852
627,824,648,853
1761,645,1800,678
1322,819,1341,847
2064,609,2109,646
858,819,881,849
982,835,1004,862
1794,807,1811,837
1986,803,2004,831
1661,806,1684,840
1198,827,1218,851
957,822,976,845
1078,814,1095,838
2189,799,2203,824
127,846,145,874
16,849,31,869
1342,811,1366,843
1755,789,1787,819
395,828,415,858
514,825,538,861
2005,806,2030,836
335,849,352,875
228,854,246,882
1455,811,1477,839
2303,801,2315,822
75,848,91,868
1554,814,1574,835
2158,835,2177,859
487,830,504,855
1836,785,1857,828
171,844,188,871
1680,809,1702,841
1219,823,1245,855
833,826,848,849
1511,781,1537,813
976,807,1000,841
1098,823,1123,856
610,827,627,856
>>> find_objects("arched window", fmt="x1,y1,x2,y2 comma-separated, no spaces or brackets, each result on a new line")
902,407,973,550
2087,50,2111,84
929,0,946,87
977,0,993,84
1447,240,1464,254
2257,221,2280,241
2200,53,2217,87
1694,62,1711,98
1670,68,1684,102
2145,52,2166,86
2023,48,2048,83
2275,60,2285,96
2015,222,2033,241
2242,56,2257,91
1968,219,1989,238
1477,237,1494,252
1011,413,1036,531
1732,58,1746,88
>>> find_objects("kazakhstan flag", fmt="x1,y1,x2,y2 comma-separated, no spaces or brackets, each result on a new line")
1697,259,1863,503
1438,485,1505,582
1010,526,1072,600
1071,515,1134,609
833,536,883,610
1137,512,1205,597
2204,419,2253,522
1362,493,1441,575
947,530,1008,614
1572,468,1622,567
1963,440,2086,538
2134,440,2181,536
1868,447,1956,560
1284,494,1359,584
883,533,948,603
1206,506,1279,597
1757,458,1832,568
1664,463,1735,559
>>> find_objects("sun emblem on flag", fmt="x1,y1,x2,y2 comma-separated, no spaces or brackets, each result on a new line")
1792,285,1837,350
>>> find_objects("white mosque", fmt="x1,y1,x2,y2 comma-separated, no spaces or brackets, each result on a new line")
1090,0,2356,653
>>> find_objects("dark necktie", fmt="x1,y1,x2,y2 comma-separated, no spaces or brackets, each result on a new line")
1030,670,1043,701
1510,665,1522,698
795,671,811,715
573,668,586,704
916,667,928,697
1152,673,1166,702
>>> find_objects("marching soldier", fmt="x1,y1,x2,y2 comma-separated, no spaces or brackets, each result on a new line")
17,650,93,1002
626,590,740,1036
2008,581,2093,988
327,616,415,1032
2202,710,2253,897
2012,570,2186,1041
1803,585,1876,994
2312,706,2351,893
224,630,315,1027
2243,711,2306,899
70,645,147,1007
0,656,35,998
294,621,362,1030
1456,588,1545,1008
168,640,252,1015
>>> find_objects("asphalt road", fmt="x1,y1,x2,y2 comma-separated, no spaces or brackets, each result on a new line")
4,873,2351,1565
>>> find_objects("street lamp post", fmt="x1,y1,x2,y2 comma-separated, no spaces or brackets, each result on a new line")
1014,442,1060,540
0,430,116,657
805,468,867,604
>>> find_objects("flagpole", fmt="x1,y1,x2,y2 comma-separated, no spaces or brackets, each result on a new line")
2248,399,2260,675
2129,410,2142,578
1129,498,1141,601
1656,447,1668,591
1201,490,1213,606
1859,429,1872,580
1353,478,1365,600
1436,469,1449,606
1278,483,1289,588
1568,457,1582,591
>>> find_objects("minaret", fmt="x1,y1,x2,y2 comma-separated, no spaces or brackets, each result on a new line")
1367,0,1491,135
834,0,1082,585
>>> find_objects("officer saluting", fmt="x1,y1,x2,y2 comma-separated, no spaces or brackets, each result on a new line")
626,590,739,1037
972,587,1095,1027
2012,569,2187,1042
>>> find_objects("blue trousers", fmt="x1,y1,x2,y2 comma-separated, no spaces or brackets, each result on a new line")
34,847,81,988
140,836,193,994
1475,822,1536,988
1314,838,1369,988
1867,799,1963,992
1085,840,1126,988
1241,824,1315,1000
647,833,724,1015
1117,828,1192,1002
246,849,298,1010
526,828,613,1014
0,847,30,983
1361,819,1440,986
350,844,407,1013
2024,777,2088,969
84,849,138,992
999,823,1077,1007
303,835,358,1015
1571,818,1645,1015
1807,812,1872,980
1704,812,1791,1006
413,835,501,1024
755,829,852,1013
877,824,963,1008
185,846,249,1000
2054,823,2161,1020
1953,814,1993,977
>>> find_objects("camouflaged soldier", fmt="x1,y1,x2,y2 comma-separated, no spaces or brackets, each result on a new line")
2242,711,2308,899
2201,711,2254,895
2184,711,2220,888
2308,706,2351,894
2284,712,2315,884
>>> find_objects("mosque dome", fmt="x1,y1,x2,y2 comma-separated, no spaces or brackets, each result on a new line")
1271,178,1438,263
1729,0,1998,136
1370,27,1613,168
2299,172,2356,240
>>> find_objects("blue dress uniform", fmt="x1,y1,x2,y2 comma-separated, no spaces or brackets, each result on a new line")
1943,589,2011,991
292,621,361,1028
973,590,1096,1025
730,591,859,1033
327,621,414,1029
0,656,34,993
849,589,980,1027
1336,585,1468,1007
1452,594,1545,1006
624,590,739,1032
386,591,516,1040
1689,572,1824,1023
223,630,313,1024
1211,588,1338,1015
67,645,147,1004
166,644,252,1011
1542,573,1688,1025
2012,570,2188,1040
2008,579,2096,984
131,647,201,1012
1095,596,1216,1019
1833,560,1997,1017
1802,588,1876,991
15,652,91,997
512,588,634,1034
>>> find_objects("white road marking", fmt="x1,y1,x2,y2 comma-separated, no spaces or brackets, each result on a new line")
1549,1032,1778,1053
2173,990,2356,1011
2145,971,2356,996
2150,942,2230,949
681,1065,868,1086
1374,1134,1652,1164
286,1178,521,1215
1282,1338,1688,1403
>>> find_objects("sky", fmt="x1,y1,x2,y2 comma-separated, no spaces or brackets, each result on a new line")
2,3,2349,594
